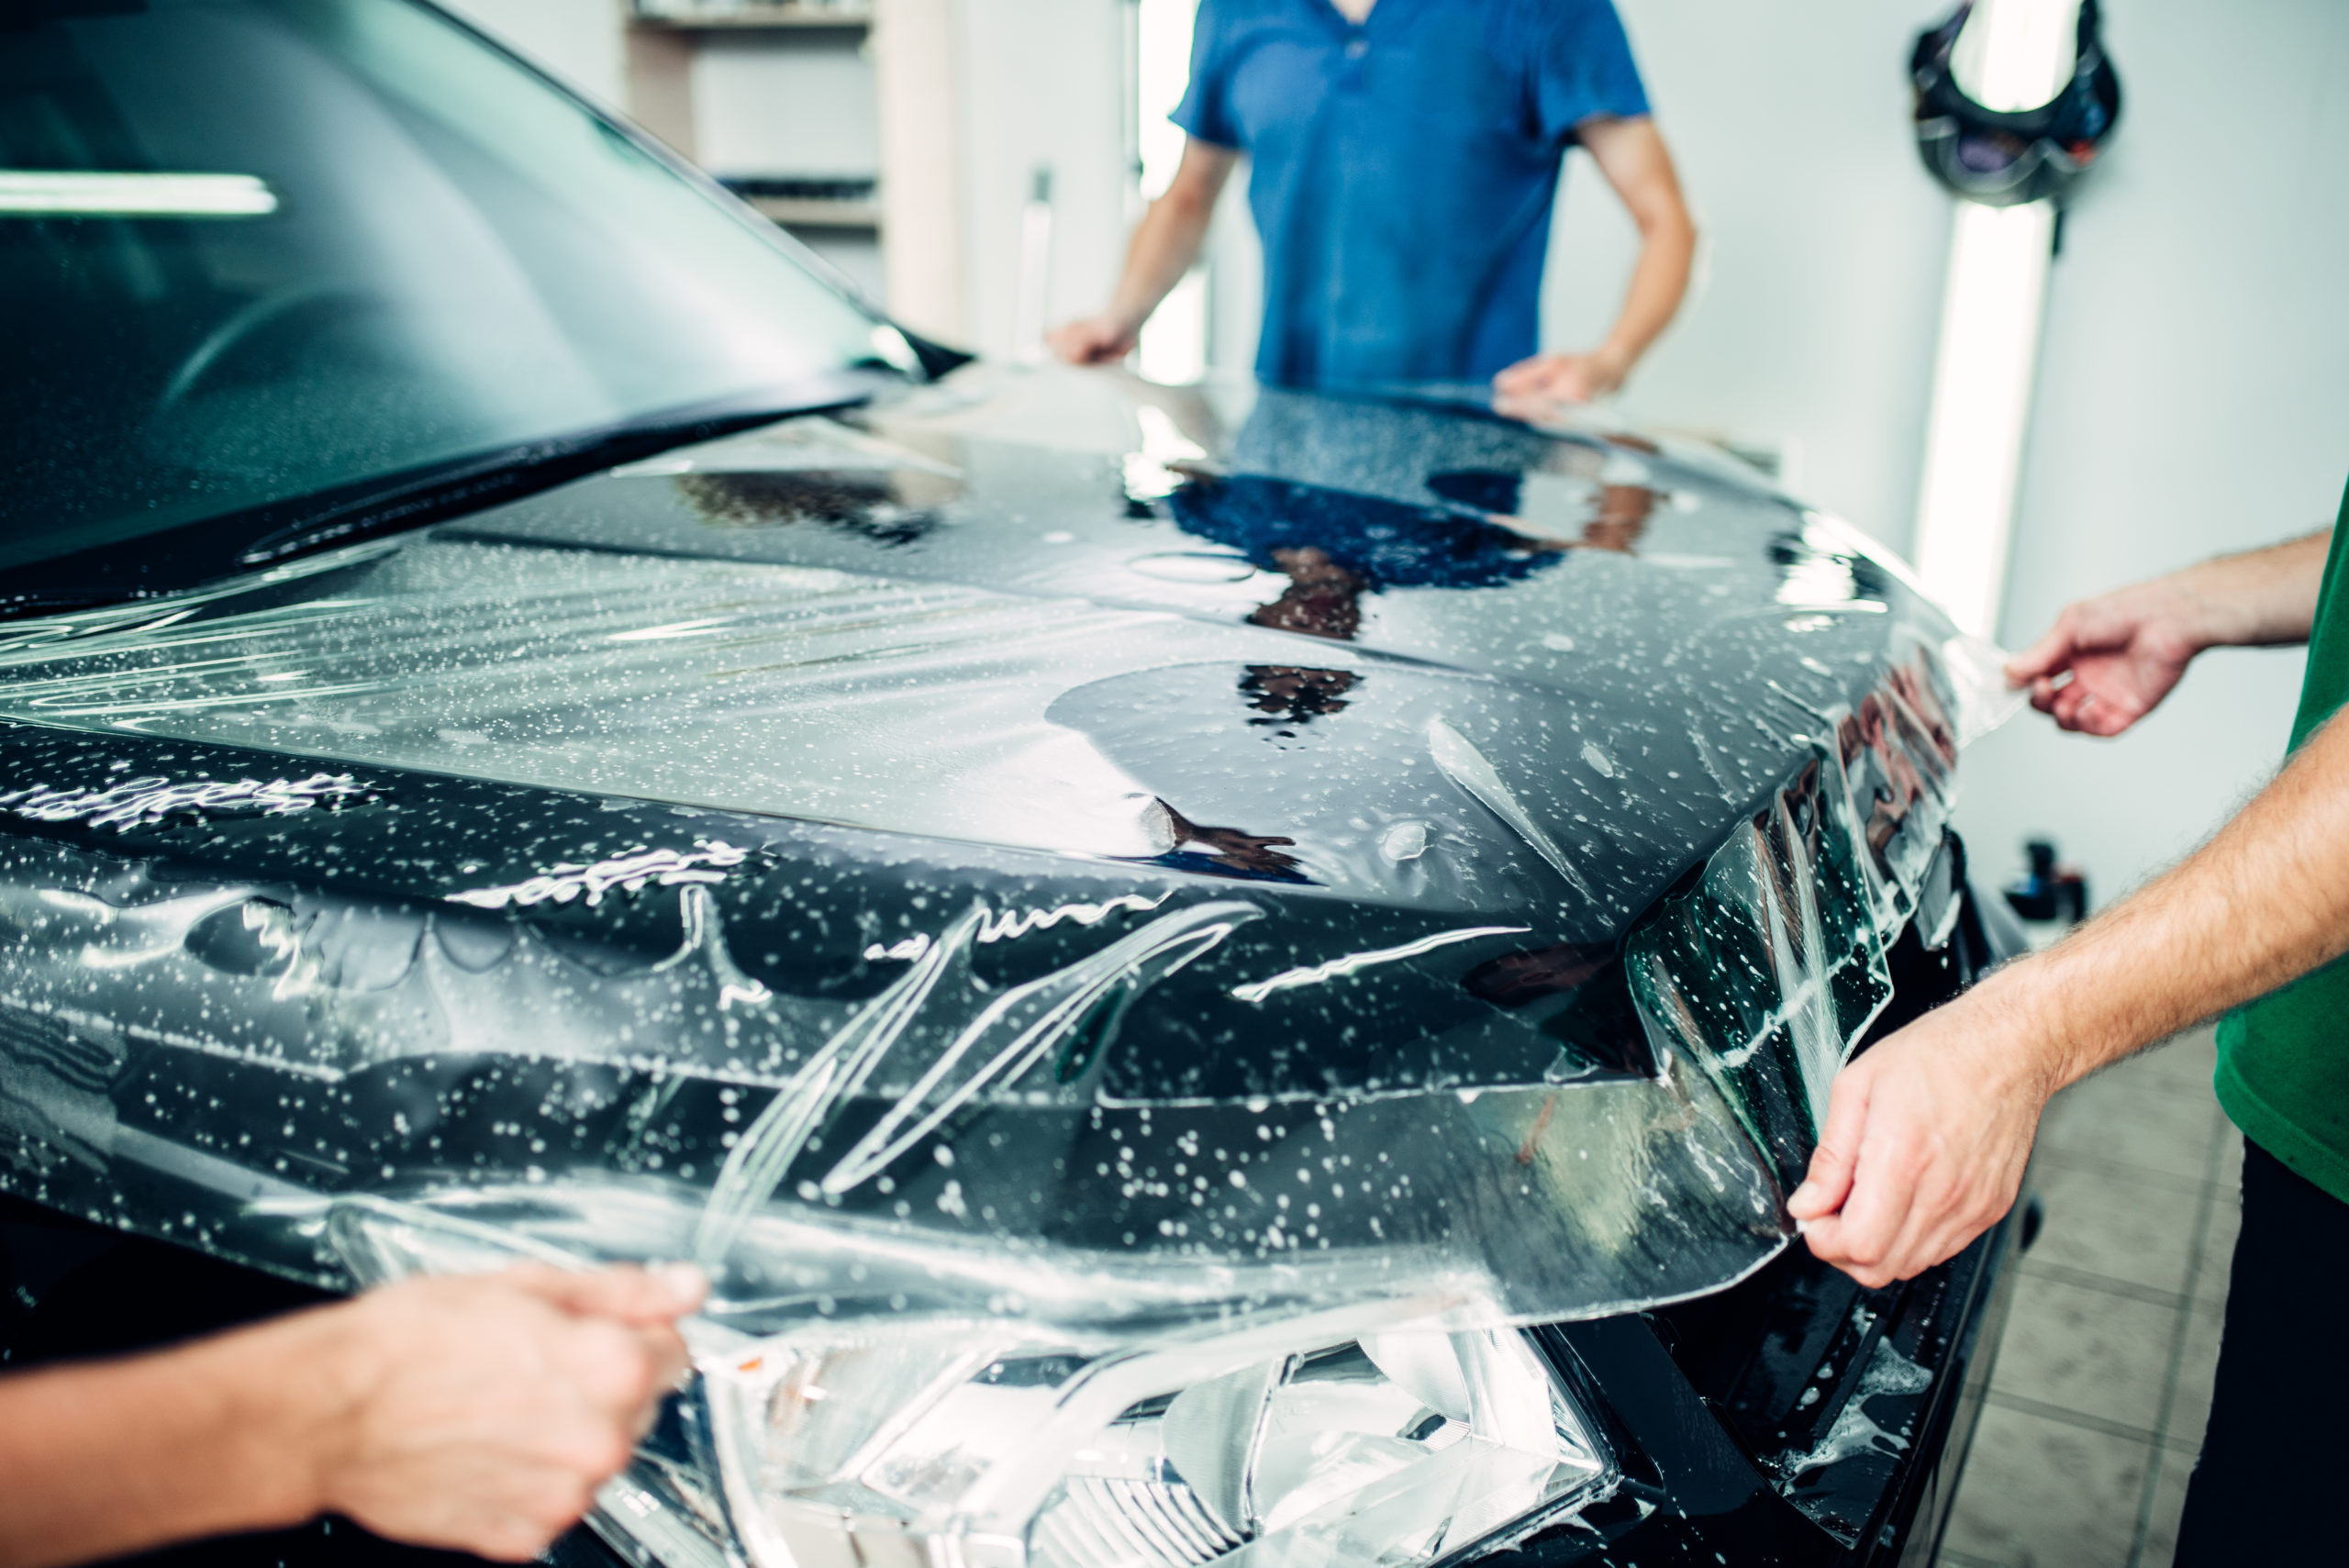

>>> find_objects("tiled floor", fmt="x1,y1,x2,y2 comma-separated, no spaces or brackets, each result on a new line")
1933,1025,2242,1568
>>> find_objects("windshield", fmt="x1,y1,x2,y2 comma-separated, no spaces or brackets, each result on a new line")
1,0,901,569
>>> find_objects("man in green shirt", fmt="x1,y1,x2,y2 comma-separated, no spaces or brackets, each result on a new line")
1786,482,2349,1560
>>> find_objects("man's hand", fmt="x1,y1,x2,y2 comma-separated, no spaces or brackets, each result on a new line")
306,1264,705,1561
1788,985,2054,1288
2004,578,2211,736
0,1261,705,1568
2007,529,2331,736
1490,117,1693,407
1050,138,1235,372
1046,313,1141,366
1791,527,2343,1292
1492,348,1630,405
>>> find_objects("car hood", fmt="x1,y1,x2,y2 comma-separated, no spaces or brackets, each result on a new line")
0,366,2007,1330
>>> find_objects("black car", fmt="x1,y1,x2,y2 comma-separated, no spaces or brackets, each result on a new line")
0,3,2033,1565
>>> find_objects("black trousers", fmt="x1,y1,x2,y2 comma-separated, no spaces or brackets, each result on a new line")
2173,1140,2349,1562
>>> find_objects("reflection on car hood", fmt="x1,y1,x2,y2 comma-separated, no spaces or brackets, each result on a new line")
0,367,2009,1329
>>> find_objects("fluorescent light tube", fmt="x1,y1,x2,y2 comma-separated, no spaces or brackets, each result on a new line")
1912,198,2055,639
1911,0,2078,639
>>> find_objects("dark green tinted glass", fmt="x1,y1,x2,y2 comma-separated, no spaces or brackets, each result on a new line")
0,0,894,564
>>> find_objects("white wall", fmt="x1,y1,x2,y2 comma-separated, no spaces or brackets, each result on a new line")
794,228,888,306
693,30,879,178
1543,0,1954,543
1954,0,2349,898
872,0,964,334
435,0,629,108
950,0,1130,360
1204,167,1262,373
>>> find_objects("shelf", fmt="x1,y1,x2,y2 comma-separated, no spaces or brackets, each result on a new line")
745,195,882,228
630,5,870,30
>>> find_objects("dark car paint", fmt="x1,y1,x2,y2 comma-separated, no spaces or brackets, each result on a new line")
0,375,2022,1566
0,875,2027,1568
0,377,1985,1324
2,0,2023,1555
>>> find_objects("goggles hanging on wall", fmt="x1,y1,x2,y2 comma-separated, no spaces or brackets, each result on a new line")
1910,0,2123,208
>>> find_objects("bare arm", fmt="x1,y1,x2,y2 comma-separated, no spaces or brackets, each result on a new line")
0,1264,701,1568
1493,117,1695,404
1789,527,2337,1284
1791,702,2349,1285
1048,139,1238,366
2004,529,2332,735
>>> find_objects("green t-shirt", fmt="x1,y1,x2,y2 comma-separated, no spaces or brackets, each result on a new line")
2213,476,2349,1204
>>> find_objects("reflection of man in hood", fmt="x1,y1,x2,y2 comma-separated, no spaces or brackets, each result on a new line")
1145,800,1307,882
1163,395,1660,641
1169,473,1564,641
675,470,951,546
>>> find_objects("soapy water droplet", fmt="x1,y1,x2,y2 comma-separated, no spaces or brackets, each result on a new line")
447,841,749,910
0,773,373,831
1780,1337,1932,1478
1580,741,1617,779
1377,820,1429,862
1227,923,1527,1005
1540,632,1576,652
1124,551,1264,584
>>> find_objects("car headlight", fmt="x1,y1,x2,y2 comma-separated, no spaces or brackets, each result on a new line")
332,1197,1614,1568
694,1307,1608,1568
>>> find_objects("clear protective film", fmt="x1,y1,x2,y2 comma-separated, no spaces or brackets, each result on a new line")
0,370,2017,1568
0,617,1989,1335
1626,643,1970,1191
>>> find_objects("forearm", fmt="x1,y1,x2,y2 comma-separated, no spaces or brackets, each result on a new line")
0,1312,338,1568
1101,188,1216,335
1574,117,1694,375
2168,528,2332,649
1798,541,2346,1284
1984,704,2349,1091
1595,208,1694,371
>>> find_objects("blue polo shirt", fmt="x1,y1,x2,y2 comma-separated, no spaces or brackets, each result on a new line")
1174,0,1650,390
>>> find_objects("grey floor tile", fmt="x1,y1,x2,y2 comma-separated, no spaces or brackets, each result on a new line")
1944,1029,2241,1568
2138,1444,2199,1566
2211,1118,2244,1192
2034,1069,2219,1185
1988,1273,2177,1432
2189,1184,2240,1310
2109,1026,2217,1091
2164,1296,2226,1456
2023,1151,2205,1200
1939,1402,2150,1568
2021,1162,2201,1297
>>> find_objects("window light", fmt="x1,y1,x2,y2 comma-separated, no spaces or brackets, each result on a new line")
0,172,279,217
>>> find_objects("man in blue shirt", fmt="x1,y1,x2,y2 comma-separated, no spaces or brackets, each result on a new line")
1050,0,1694,400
